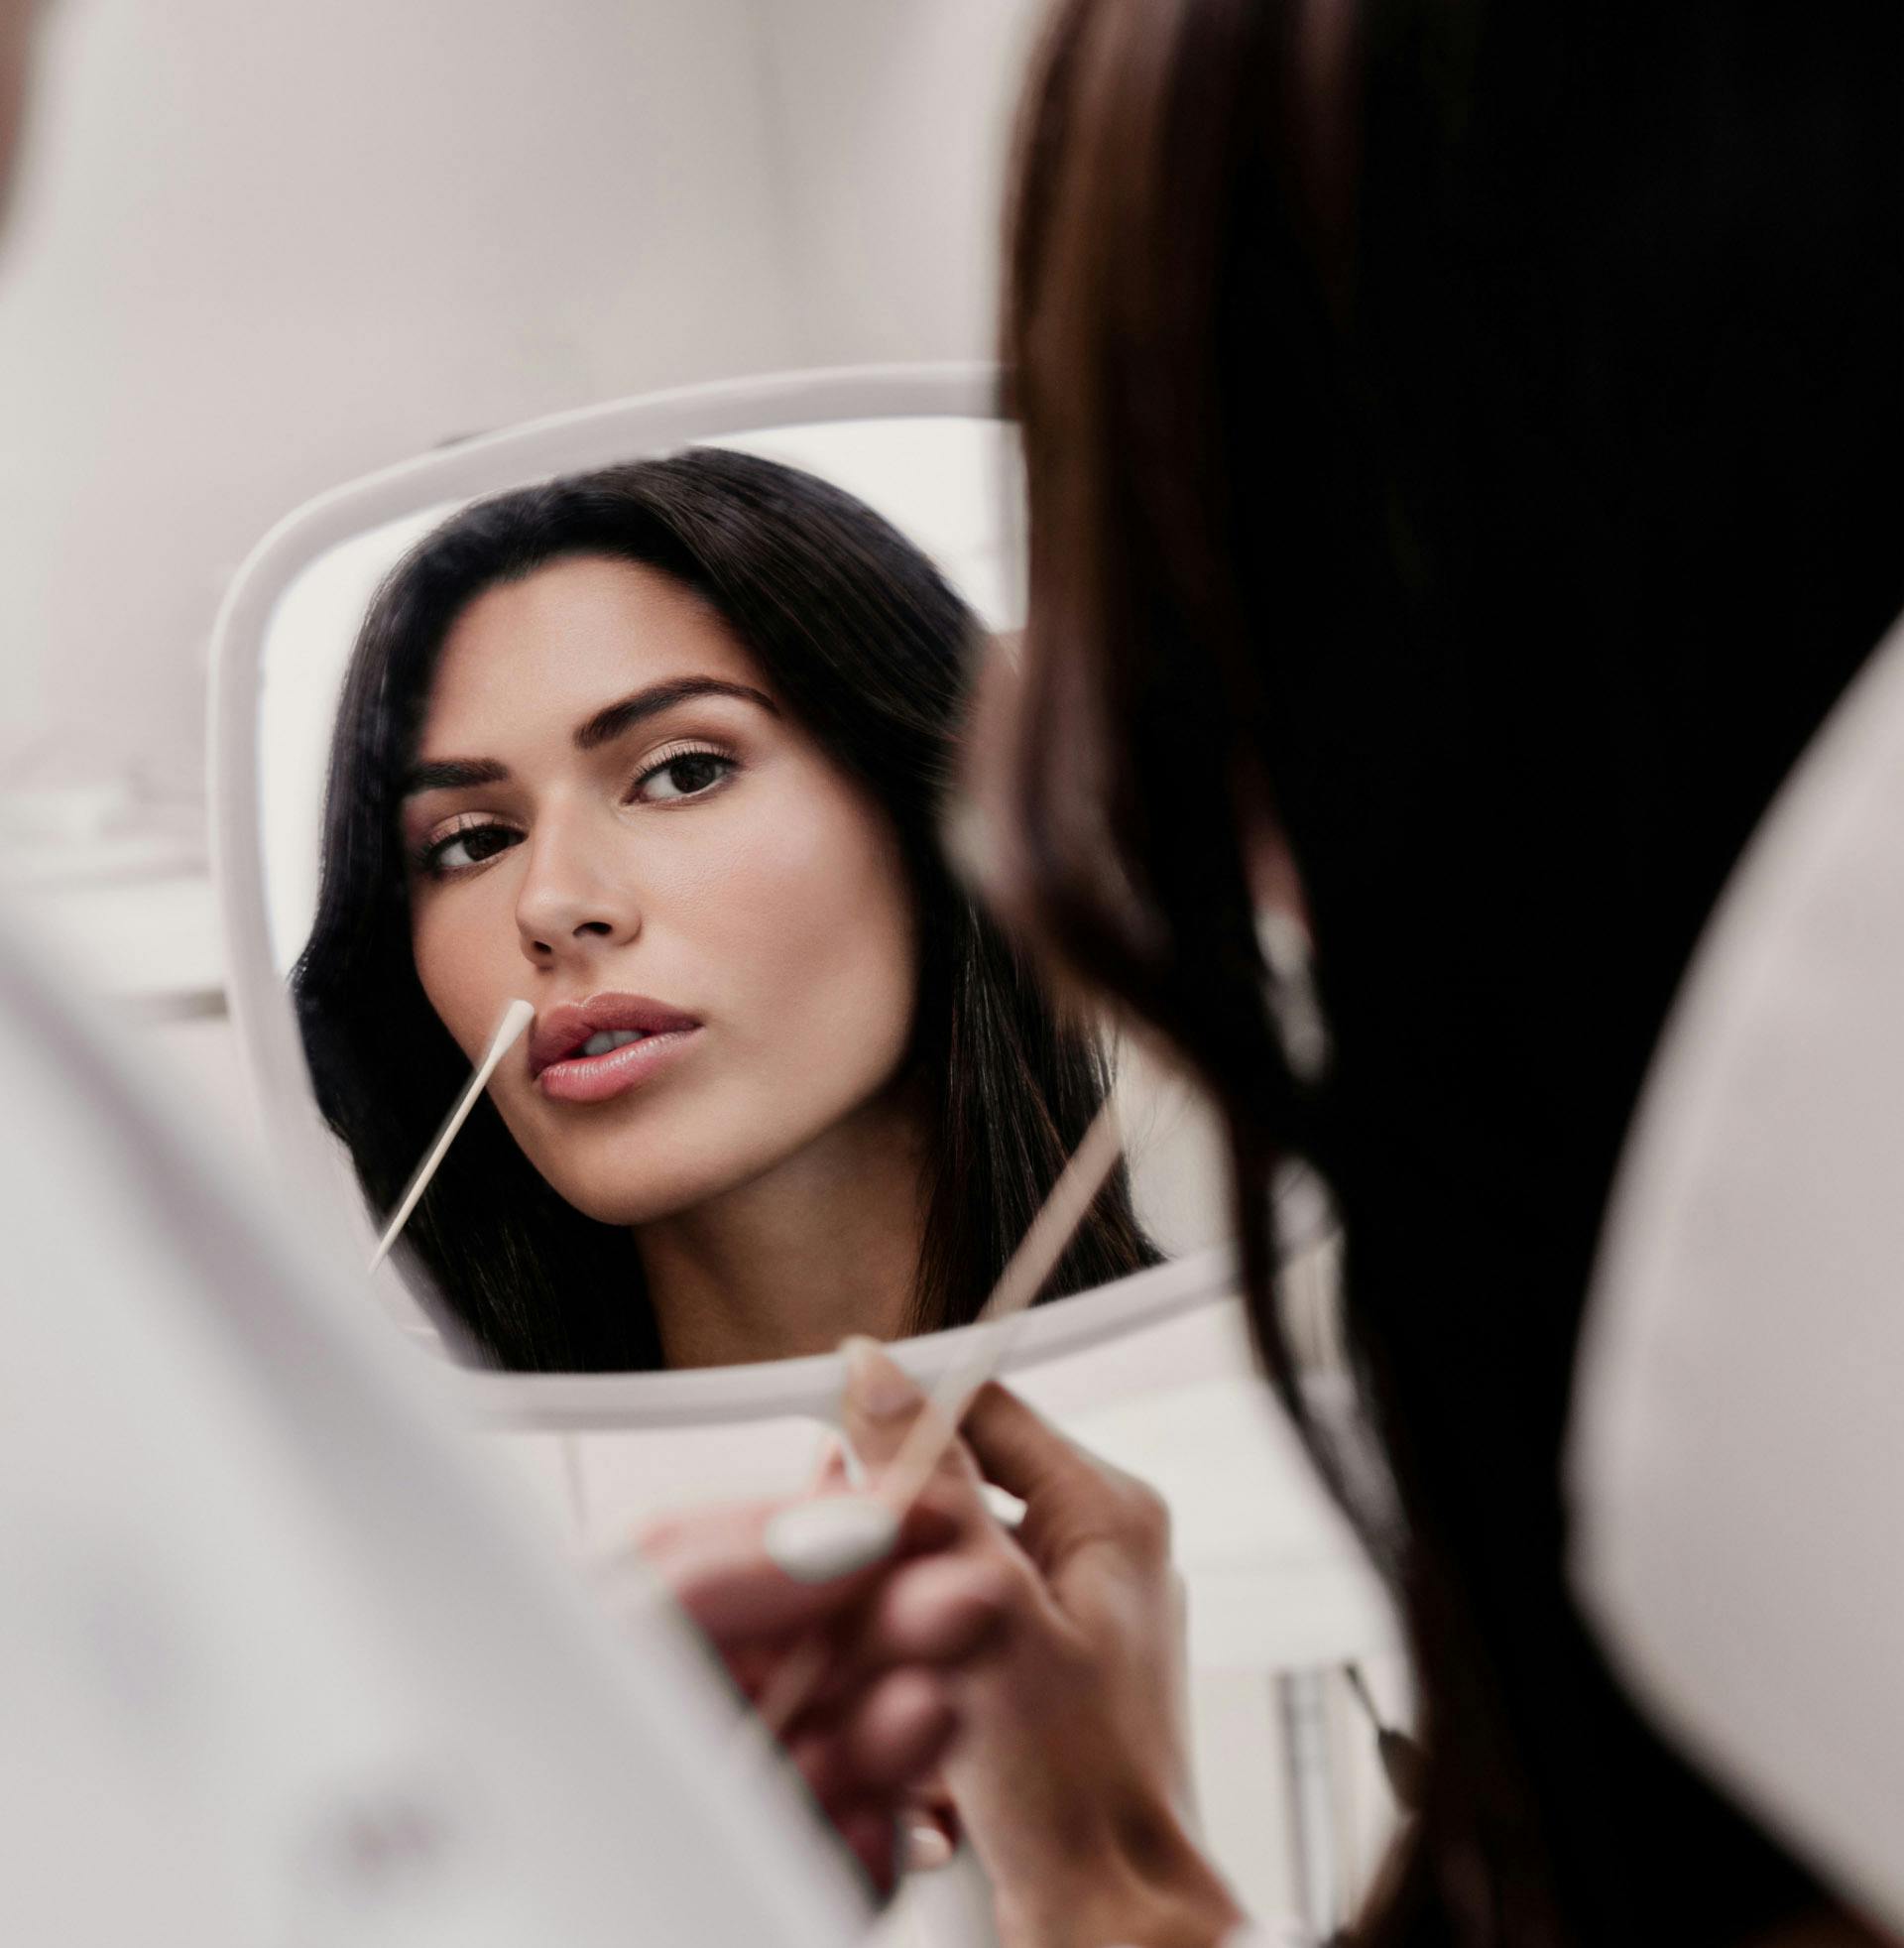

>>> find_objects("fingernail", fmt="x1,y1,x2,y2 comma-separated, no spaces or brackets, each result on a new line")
904,1822,955,1873
763,1497,900,1583
842,1335,917,1420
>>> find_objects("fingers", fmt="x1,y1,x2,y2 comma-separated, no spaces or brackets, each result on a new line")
958,1379,1100,1503
834,1805,898,1898
840,1336,991,1516
841,1547,1015,1672
902,1813,958,1874
788,1670,951,1801
844,1666,961,1789
768,1551,1015,1730
840,1347,1172,1582
839,1335,940,1473
842,1350,1130,1535
639,1494,957,1641
810,1435,855,1493
786,1667,962,1895
629,1407,1032,1908
961,1379,1172,1565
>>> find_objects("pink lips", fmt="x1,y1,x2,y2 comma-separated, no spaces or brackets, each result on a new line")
530,992,702,1105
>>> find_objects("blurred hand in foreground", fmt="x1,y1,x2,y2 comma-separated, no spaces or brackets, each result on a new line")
838,1338,1243,1948
637,1486,1011,1896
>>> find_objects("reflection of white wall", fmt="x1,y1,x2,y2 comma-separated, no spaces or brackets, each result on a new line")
720,419,1024,633
260,503,453,971
0,0,1041,798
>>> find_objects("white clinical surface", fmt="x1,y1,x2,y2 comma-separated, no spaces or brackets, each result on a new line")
1574,607,1904,1935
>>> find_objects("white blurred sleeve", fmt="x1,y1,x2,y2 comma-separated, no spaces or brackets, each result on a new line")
0,918,863,1948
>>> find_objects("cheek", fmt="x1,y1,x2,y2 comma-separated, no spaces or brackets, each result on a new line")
410,883,516,1064
701,784,918,1060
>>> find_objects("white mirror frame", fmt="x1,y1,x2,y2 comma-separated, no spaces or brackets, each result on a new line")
209,362,1245,1430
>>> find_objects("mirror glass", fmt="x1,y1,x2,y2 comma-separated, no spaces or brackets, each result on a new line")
252,412,1227,1374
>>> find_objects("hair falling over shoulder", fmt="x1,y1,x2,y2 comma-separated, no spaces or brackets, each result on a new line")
999,2,1904,1941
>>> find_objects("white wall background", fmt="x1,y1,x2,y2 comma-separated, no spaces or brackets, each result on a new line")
0,0,1040,800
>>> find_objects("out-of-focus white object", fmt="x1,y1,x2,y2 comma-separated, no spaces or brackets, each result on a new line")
3,870,222,1013
1571,608,1904,1932
0,917,864,1946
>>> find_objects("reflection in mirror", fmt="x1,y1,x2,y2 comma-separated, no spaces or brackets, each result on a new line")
263,423,1222,1372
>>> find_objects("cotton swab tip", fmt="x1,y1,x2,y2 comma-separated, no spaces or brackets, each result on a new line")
491,996,536,1052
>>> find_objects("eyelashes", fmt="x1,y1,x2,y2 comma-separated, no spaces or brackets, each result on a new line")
412,740,742,882
415,812,523,880
626,740,740,805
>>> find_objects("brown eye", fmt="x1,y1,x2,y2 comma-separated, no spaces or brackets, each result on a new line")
422,822,522,876
632,750,736,803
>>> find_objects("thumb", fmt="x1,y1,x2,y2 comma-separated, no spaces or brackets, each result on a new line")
960,1380,1160,1566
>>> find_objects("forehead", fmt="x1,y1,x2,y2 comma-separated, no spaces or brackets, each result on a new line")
420,554,764,748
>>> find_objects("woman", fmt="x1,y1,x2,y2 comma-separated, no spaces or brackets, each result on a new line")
669,3,1904,1944
976,1,1901,1943
295,448,1155,1372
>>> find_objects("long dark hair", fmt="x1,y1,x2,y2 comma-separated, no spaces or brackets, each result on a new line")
296,447,1157,1371
1002,3,1903,1943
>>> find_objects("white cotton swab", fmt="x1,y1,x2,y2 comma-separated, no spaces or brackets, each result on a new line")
368,998,535,1272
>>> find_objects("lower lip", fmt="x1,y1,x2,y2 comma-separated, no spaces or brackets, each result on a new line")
536,1028,701,1105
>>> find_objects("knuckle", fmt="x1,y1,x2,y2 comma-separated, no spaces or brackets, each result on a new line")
968,1378,1012,1420
916,1526,1028,1618
910,1477,969,1529
934,1539,1032,1634
1117,1479,1173,1557
994,1547,1046,1626
956,1551,1021,1627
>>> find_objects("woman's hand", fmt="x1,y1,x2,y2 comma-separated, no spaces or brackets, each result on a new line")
839,1339,1244,1948
637,1489,1012,1897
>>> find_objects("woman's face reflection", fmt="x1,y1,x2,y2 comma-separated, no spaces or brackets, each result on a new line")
401,554,921,1230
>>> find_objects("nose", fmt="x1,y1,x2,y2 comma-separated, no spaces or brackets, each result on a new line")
514,808,642,970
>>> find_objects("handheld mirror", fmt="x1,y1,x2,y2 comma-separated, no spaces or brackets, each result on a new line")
210,364,1252,1418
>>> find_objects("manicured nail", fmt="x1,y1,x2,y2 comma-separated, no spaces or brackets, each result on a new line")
841,1335,918,1420
904,1822,955,1873
763,1497,901,1583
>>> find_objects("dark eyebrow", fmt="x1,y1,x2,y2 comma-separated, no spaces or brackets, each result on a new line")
402,679,776,796
573,676,778,752
402,757,511,796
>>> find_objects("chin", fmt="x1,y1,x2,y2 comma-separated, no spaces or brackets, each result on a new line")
512,1085,896,1229
536,1141,758,1229
545,1169,703,1228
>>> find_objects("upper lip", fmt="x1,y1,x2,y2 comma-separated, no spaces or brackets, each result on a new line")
529,993,701,1077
